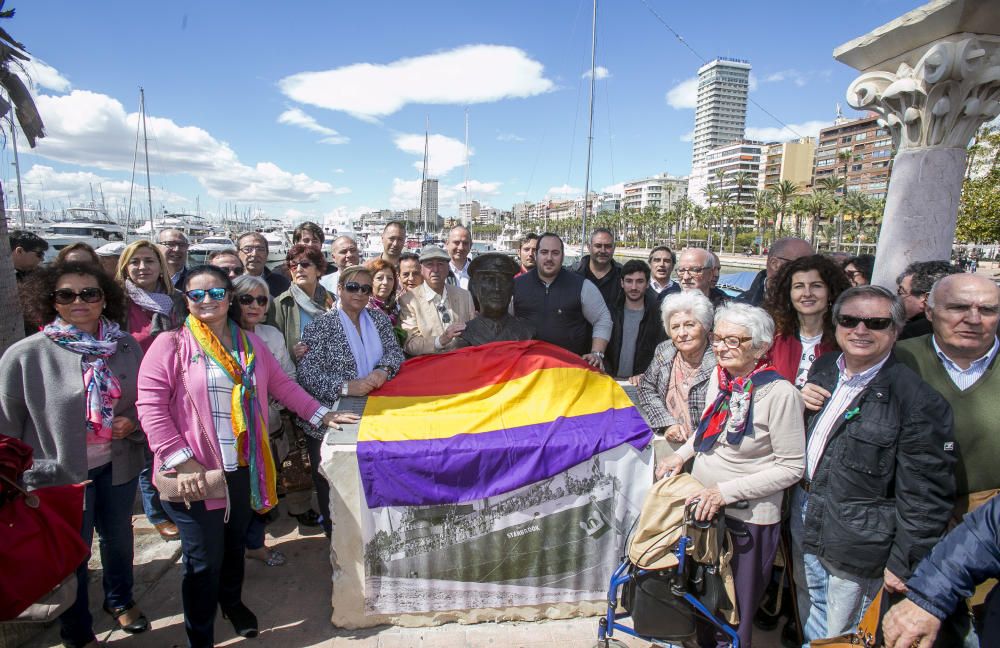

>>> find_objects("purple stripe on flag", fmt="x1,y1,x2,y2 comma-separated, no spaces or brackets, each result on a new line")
356,407,651,508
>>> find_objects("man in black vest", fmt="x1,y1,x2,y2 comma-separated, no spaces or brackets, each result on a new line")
513,232,611,367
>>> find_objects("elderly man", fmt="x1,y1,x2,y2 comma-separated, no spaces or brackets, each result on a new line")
319,235,361,294
156,228,190,288
516,233,538,277
207,249,245,280
398,252,423,291
380,221,406,267
9,230,48,281
513,232,612,367
658,247,729,308
896,260,961,340
575,227,622,308
648,245,676,293
793,286,955,644
738,237,814,306
236,231,290,297
398,245,476,355
605,260,664,383
95,241,125,277
445,225,473,289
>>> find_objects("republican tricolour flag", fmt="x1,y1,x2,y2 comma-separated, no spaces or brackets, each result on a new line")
356,340,652,508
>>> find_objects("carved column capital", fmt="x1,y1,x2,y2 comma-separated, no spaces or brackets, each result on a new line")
847,35,1000,150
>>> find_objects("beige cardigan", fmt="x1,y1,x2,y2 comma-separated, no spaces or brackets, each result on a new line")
675,371,805,525
398,283,476,356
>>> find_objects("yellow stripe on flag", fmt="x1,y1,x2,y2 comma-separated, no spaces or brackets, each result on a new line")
358,366,633,442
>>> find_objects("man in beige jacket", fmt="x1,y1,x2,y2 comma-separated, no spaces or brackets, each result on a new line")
398,246,476,355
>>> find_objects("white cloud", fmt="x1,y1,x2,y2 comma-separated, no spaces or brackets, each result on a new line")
332,186,352,195
394,132,469,177
601,182,625,195
333,168,345,173
279,45,554,120
546,184,581,199
666,77,698,110
27,89,339,202
679,130,694,142
582,66,610,80
18,58,71,93
764,69,808,87
455,179,501,196
496,132,524,142
23,164,188,205
390,177,500,213
277,108,348,144
745,119,832,142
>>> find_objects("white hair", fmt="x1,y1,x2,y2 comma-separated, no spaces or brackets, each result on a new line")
232,273,269,302
714,302,775,351
660,290,714,333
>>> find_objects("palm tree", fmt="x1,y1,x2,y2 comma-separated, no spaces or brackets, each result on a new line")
837,150,854,250
0,2,46,356
754,189,775,253
773,180,799,242
701,185,716,248
731,171,753,253
806,191,835,249
817,175,845,250
790,196,810,240
843,190,872,254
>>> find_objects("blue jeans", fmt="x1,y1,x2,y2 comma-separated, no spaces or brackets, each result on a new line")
790,487,881,645
59,463,139,648
163,467,252,648
139,444,171,525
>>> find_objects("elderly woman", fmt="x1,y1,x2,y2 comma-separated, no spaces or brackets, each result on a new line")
0,263,148,646
296,265,406,536
269,242,334,364
137,265,353,647
230,274,296,567
657,303,805,648
636,291,717,447
765,255,850,386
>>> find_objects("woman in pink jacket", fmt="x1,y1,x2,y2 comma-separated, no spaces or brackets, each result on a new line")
137,266,355,648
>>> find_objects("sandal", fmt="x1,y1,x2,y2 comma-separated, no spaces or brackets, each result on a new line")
247,547,286,567
103,600,149,634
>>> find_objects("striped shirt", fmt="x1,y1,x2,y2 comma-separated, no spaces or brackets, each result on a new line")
805,353,890,479
932,335,999,391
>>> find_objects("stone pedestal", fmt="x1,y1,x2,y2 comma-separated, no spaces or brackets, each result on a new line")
833,0,1000,287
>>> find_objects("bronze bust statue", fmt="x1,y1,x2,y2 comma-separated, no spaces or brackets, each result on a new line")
457,252,535,347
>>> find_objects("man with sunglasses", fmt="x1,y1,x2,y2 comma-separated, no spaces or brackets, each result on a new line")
9,229,49,282
791,285,955,644
398,245,475,356
207,250,245,280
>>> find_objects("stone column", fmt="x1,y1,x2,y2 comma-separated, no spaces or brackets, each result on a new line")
834,0,1000,287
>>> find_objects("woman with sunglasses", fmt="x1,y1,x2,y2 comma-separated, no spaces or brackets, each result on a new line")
0,262,148,647
656,303,805,648
230,274,294,567
296,265,405,537
269,243,334,364
136,266,353,647
764,255,851,387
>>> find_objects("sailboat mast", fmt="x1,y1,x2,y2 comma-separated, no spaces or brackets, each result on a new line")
463,108,470,205
419,116,429,233
140,87,155,234
580,0,597,256
8,111,24,228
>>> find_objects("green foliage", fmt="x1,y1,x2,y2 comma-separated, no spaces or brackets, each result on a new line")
957,168,1000,243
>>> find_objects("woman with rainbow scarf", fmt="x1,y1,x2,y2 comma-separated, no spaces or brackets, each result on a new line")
137,266,355,648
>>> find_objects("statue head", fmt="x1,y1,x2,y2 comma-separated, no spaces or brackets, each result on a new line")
468,252,520,319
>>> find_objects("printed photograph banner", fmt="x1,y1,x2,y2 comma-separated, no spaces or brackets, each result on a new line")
360,443,653,614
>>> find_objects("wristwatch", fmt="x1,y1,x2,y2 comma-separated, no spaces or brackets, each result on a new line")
590,351,605,359
341,383,349,397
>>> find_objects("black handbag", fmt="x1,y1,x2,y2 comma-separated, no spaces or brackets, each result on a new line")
277,419,313,495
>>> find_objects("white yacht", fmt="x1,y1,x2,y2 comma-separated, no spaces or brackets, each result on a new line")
189,235,236,265
44,206,126,254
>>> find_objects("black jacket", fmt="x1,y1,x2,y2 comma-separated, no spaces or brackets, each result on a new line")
899,312,932,340
735,269,767,306
604,288,666,378
513,268,591,355
802,352,956,580
574,255,622,308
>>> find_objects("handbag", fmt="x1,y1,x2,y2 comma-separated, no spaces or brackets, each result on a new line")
153,331,227,504
810,587,884,647
277,415,313,495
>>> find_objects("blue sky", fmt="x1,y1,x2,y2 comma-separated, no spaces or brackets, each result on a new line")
4,0,918,225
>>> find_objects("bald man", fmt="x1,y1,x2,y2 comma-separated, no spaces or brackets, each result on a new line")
738,237,814,306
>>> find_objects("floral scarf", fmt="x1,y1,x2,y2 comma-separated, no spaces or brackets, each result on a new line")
186,315,277,513
43,317,125,444
692,360,783,453
367,295,399,326
125,279,175,316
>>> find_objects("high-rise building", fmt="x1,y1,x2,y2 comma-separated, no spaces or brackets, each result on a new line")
761,137,816,191
623,174,688,213
704,140,764,225
458,200,480,225
813,114,894,200
688,57,752,206
420,178,439,227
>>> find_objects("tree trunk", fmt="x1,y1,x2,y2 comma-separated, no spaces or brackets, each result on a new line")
0,184,25,356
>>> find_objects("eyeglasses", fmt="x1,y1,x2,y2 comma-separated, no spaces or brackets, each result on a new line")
896,288,919,298
835,314,894,330
288,260,313,270
710,335,752,349
437,303,451,325
185,287,228,302
160,241,188,249
237,294,268,307
51,287,104,304
239,246,267,254
676,267,706,276
343,282,373,295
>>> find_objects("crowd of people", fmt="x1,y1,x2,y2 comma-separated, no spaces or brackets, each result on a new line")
2,223,998,647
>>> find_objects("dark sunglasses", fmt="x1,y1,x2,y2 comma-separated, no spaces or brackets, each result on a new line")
836,314,894,330
288,260,313,270
437,303,451,325
237,294,268,307
343,281,373,295
51,287,104,304
185,287,228,302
